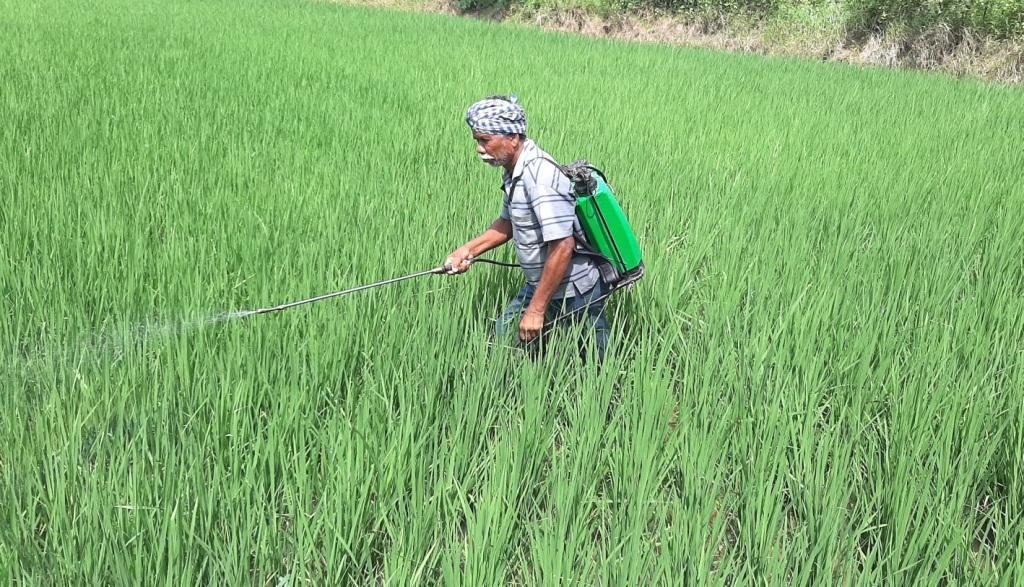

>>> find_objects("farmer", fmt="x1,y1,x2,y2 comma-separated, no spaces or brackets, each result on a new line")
444,95,610,361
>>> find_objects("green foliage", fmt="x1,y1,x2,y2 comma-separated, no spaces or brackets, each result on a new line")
845,0,1024,38
456,0,507,13
652,0,786,16
575,0,791,16
486,0,1024,39
2,0,1023,583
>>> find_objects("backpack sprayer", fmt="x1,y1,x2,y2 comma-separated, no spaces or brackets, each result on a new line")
242,160,643,328
560,160,645,289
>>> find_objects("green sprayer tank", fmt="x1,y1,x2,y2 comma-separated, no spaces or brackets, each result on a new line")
569,164,645,288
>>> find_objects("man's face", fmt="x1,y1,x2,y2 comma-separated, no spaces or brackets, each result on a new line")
473,132,520,167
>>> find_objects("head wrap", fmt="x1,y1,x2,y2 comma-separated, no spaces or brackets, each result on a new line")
464,94,527,136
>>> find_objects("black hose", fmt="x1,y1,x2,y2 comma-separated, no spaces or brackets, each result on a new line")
469,258,520,269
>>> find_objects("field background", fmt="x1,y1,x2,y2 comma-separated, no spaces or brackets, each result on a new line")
2,0,1023,584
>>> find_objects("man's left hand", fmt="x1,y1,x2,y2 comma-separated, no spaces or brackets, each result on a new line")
519,310,544,343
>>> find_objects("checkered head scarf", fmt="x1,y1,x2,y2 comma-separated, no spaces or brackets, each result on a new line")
465,94,527,136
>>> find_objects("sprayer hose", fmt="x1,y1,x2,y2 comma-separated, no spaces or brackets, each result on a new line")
470,258,519,269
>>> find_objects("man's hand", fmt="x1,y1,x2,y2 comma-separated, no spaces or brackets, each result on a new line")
519,309,544,343
444,219,513,275
444,247,474,274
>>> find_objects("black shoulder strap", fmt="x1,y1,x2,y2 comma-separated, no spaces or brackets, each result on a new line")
503,155,613,203
503,155,570,195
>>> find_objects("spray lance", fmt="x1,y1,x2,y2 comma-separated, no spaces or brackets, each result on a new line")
235,256,618,332
241,257,516,316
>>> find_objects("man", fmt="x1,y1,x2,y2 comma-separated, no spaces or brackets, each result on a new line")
444,95,610,361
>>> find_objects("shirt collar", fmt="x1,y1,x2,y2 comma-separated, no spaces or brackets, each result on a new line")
503,138,538,186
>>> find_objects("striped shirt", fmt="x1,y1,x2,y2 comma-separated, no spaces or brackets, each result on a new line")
500,139,600,299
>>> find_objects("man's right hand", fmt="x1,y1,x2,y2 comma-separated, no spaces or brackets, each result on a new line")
444,247,474,274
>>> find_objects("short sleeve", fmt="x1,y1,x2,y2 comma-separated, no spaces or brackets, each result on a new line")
524,160,576,242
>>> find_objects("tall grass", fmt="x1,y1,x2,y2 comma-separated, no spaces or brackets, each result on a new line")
1,0,1022,583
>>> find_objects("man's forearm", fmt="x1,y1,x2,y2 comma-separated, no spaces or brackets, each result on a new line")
526,236,574,315
463,218,512,256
